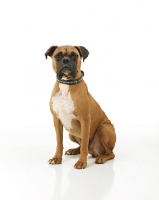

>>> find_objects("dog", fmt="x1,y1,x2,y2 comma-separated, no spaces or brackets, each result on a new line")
45,45,116,169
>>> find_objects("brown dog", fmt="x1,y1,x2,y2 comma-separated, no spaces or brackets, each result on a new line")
45,45,116,169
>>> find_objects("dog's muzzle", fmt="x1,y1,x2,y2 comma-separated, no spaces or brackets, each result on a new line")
57,59,77,80
61,65,72,76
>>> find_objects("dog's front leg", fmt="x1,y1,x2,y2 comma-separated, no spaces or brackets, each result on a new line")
74,118,90,169
49,115,63,165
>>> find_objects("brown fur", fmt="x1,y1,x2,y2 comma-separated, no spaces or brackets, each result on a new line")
45,45,116,169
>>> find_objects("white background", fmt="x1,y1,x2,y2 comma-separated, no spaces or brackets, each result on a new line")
0,0,159,200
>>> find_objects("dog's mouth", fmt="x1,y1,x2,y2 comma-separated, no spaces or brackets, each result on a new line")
60,66,76,79
61,67,72,77
57,64,77,80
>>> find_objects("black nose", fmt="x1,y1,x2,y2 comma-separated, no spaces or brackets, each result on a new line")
63,58,69,64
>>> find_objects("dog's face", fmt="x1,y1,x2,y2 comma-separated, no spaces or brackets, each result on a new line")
45,46,89,80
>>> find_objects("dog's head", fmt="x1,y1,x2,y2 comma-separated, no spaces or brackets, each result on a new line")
45,46,89,80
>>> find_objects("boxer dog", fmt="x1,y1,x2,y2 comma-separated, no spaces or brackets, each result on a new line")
45,45,116,169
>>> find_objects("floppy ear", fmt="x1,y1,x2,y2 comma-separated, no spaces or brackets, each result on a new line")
45,46,58,59
75,46,89,62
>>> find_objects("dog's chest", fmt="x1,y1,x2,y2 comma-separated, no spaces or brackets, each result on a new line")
52,84,75,131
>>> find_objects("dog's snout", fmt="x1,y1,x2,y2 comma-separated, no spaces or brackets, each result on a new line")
63,58,69,64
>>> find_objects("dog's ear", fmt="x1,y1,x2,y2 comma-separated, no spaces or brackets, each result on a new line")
75,46,89,62
45,46,58,59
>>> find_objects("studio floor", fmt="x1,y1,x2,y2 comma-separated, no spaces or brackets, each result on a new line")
0,128,159,200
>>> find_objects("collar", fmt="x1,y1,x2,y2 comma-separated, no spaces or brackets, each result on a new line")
56,71,84,85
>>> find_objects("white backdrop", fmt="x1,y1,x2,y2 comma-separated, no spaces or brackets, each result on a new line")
0,1,159,200
0,0,158,135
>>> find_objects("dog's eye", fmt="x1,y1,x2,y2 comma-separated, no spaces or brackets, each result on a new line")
55,53,62,61
70,53,78,60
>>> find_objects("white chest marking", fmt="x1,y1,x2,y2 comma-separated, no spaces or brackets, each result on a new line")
52,84,75,131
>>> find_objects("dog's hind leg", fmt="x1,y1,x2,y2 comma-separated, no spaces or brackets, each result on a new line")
65,134,81,155
95,123,116,164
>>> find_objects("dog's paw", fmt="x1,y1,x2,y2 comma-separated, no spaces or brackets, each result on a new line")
48,157,62,165
95,156,106,164
95,154,115,164
74,160,87,169
65,147,80,155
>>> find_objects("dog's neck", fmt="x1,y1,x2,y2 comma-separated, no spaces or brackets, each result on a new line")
56,71,84,85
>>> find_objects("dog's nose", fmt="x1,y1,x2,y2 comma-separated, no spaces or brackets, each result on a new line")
63,58,69,64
